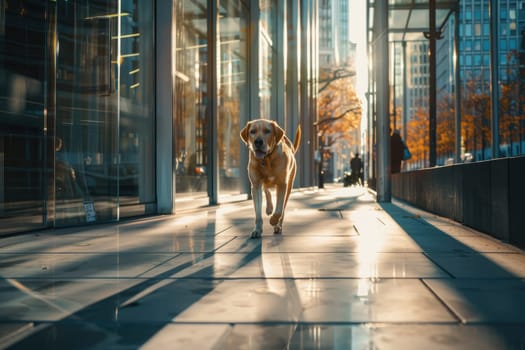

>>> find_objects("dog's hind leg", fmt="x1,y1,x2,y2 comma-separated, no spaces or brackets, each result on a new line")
251,185,264,238
270,183,286,234
264,187,273,215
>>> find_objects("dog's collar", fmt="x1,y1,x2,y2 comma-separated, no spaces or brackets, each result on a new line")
259,144,278,167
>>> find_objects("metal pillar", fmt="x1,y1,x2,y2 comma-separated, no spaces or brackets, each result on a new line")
424,0,440,167
489,0,500,158
156,0,175,214
207,0,218,205
402,41,408,143
375,0,390,202
454,9,462,163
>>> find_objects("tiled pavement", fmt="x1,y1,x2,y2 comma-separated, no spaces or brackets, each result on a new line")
1,185,525,349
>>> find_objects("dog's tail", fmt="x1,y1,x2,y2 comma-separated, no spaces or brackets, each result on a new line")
293,125,301,153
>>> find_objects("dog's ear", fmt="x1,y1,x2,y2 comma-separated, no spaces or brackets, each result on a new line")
272,121,285,144
240,122,251,144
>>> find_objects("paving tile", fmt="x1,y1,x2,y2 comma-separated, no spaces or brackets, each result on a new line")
0,278,139,322
141,324,232,350
426,252,525,278
425,279,525,323
0,253,186,279
168,252,450,279
167,278,456,323
221,324,525,350
295,278,456,323
0,234,234,254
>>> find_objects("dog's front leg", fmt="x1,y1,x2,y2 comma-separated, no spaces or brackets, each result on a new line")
264,187,273,215
270,183,286,234
251,185,263,238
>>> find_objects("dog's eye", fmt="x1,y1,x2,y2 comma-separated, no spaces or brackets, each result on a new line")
263,129,271,134
250,129,256,134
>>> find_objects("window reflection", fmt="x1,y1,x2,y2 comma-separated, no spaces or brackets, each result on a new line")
174,0,249,207
175,0,209,205
0,0,156,233
55,0,155,224
218,1,248,196
0,1,48,233
259,0,274,120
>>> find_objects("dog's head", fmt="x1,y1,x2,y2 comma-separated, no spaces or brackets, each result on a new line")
240,119,285,160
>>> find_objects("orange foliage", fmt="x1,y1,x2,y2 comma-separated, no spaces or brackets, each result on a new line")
406,107,429,164
461,79,491,159
317,67,362,146
437,94,456,158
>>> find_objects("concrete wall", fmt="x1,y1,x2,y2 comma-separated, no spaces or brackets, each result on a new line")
392,156,525,250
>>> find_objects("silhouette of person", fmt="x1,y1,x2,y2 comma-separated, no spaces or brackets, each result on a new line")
350,153,363,185
390,129,404,174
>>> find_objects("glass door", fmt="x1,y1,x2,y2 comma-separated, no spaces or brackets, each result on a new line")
174,0,210,209
217,0,249,199
54,0,156,225
0,1,51,234
55,0,120,224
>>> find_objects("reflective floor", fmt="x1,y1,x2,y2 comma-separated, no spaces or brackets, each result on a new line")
1,185,525,349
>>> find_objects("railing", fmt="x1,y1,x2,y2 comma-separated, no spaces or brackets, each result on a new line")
392,156,525,250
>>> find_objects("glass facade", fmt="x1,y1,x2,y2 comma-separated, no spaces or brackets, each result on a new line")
1,0,318,233
217,1,249,198
174,0,250,209
174,0,210,206
259,0,274,119
370,0,525,175
1,0,155,233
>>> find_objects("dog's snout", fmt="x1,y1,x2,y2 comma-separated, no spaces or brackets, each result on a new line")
254,138,263,148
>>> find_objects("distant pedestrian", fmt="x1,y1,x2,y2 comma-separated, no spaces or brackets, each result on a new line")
350,153,363,186
390,129,404,173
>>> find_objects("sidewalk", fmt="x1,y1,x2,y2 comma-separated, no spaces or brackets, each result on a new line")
1,184,525,349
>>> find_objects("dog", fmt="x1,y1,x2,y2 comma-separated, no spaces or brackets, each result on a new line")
240,119,301,238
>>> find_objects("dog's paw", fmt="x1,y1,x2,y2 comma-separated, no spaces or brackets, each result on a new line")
250,229,262,239
273,225,282,234
270,213,282,226
266,205,273,216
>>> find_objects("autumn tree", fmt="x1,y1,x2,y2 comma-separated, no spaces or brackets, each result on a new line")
436,93,456,160
317,66,362,148
406,106,429,166
462,78,491,160
499,51,525,156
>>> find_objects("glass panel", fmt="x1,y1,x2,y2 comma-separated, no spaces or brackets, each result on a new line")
55,1,120,224
118,0,156,217
259,0,273,119
217,0,248,197
0,1,49,233
175,0,209,209
55,0,155,224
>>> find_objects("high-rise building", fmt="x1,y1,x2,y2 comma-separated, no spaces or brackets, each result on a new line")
319,0,353,66
436,0,525,159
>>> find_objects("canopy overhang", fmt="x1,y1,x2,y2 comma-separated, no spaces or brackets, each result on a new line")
369,0,459,42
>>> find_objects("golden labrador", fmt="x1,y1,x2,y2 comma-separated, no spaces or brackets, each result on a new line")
240,119,301,238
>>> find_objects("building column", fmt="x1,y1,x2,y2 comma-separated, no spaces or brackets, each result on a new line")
374,0,390,202
155,0,175,214
275,1,285,127
424,0,439,167
287,0,301,185
207,0,218,205
489,0,500,158
454,9,462,163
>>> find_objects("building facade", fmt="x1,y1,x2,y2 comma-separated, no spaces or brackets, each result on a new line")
385,0,525,170
0,0,318,235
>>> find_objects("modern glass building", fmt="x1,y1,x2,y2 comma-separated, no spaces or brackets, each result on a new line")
0,0,319,235
368,0,525,184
